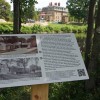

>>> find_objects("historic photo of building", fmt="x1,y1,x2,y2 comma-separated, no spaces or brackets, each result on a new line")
0,35,37,55
0,57,42,80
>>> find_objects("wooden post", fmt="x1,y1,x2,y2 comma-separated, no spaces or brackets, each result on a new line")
31,84,49,100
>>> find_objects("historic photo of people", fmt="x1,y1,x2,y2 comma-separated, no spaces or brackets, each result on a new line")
0,57,42,80
0,35,37,55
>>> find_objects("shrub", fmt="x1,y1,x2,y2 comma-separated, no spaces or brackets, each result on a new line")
0,23,13,34
44,26,54,33
61,26,72,33
31,25,44,33
72,26,78,33
0,23,87,34
77,26,87,33
21,26,32,34
0,86,31,100
53,26,61,33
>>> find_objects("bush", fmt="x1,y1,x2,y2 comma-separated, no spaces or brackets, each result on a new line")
49,82,86,100
21,26,32,34
44,26,54,33
61,25,87,33
77,26,87,33
0,23,13,34
53,26,61,33
0,23,87,34
0,86,31,100
72,26,78,33
49,82,100,100
61,26,72,33
31,25,44,33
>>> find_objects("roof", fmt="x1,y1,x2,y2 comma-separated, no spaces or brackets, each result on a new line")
42,6,68,13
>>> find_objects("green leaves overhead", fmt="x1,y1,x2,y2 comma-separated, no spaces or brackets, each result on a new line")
0,0,11,21
66,0,89,21
20,0,38,22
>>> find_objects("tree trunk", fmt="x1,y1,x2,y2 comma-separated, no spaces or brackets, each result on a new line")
85,0,100,90
13,0,20,34
93,0,100,88
19,1,21,33
85,0,96,69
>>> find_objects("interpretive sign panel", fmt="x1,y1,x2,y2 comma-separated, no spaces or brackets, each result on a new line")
0,34,89,88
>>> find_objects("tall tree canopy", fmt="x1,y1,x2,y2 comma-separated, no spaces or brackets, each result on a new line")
66,0,89,22
20,0,37,22
0,0,11,21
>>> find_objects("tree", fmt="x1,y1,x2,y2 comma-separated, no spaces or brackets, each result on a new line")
13,0,20,34
33,10,39,21
85,0,100,90
66,0,89,22
21,0,38,22
85,0,97,69
85,0,97,90
2,59,11,72
17,58,30,72
0,0,11,21
13,0,38,34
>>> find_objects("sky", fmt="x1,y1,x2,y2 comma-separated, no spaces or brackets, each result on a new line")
6,0,13,10
6,0,67,10
35,0,67,9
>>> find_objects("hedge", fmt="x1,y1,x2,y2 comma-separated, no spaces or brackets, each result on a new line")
0,23,87,34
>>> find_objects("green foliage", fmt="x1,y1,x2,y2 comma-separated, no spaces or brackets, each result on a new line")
61,26,72,33
0,0,11,21
0,23,13,34
9,11,13,22
53,26,61,33
44,26,54,33
21,26,32,34
31,25,44,33
20,0,38,23
49,82,84,100
67,0,89,21
49,82,100,100
0,23,87,34
75,33,86,54
33,11,39,21
61,25,87,33
0,86,31,100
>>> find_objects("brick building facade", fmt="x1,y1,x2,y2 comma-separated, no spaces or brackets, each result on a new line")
40,2,69,23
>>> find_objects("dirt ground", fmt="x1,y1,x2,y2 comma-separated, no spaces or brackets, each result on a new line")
22,21,48,27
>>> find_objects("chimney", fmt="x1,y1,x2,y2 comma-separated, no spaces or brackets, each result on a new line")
51,2,52,6
55,3,57,6
49,2,52,6
49,3,50,6
58,2,60,6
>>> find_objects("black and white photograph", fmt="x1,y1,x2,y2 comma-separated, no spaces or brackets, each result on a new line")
0,35,37,55
0,57,42,80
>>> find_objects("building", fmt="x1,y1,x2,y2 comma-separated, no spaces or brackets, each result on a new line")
0,43,14,51
40,2,69,23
